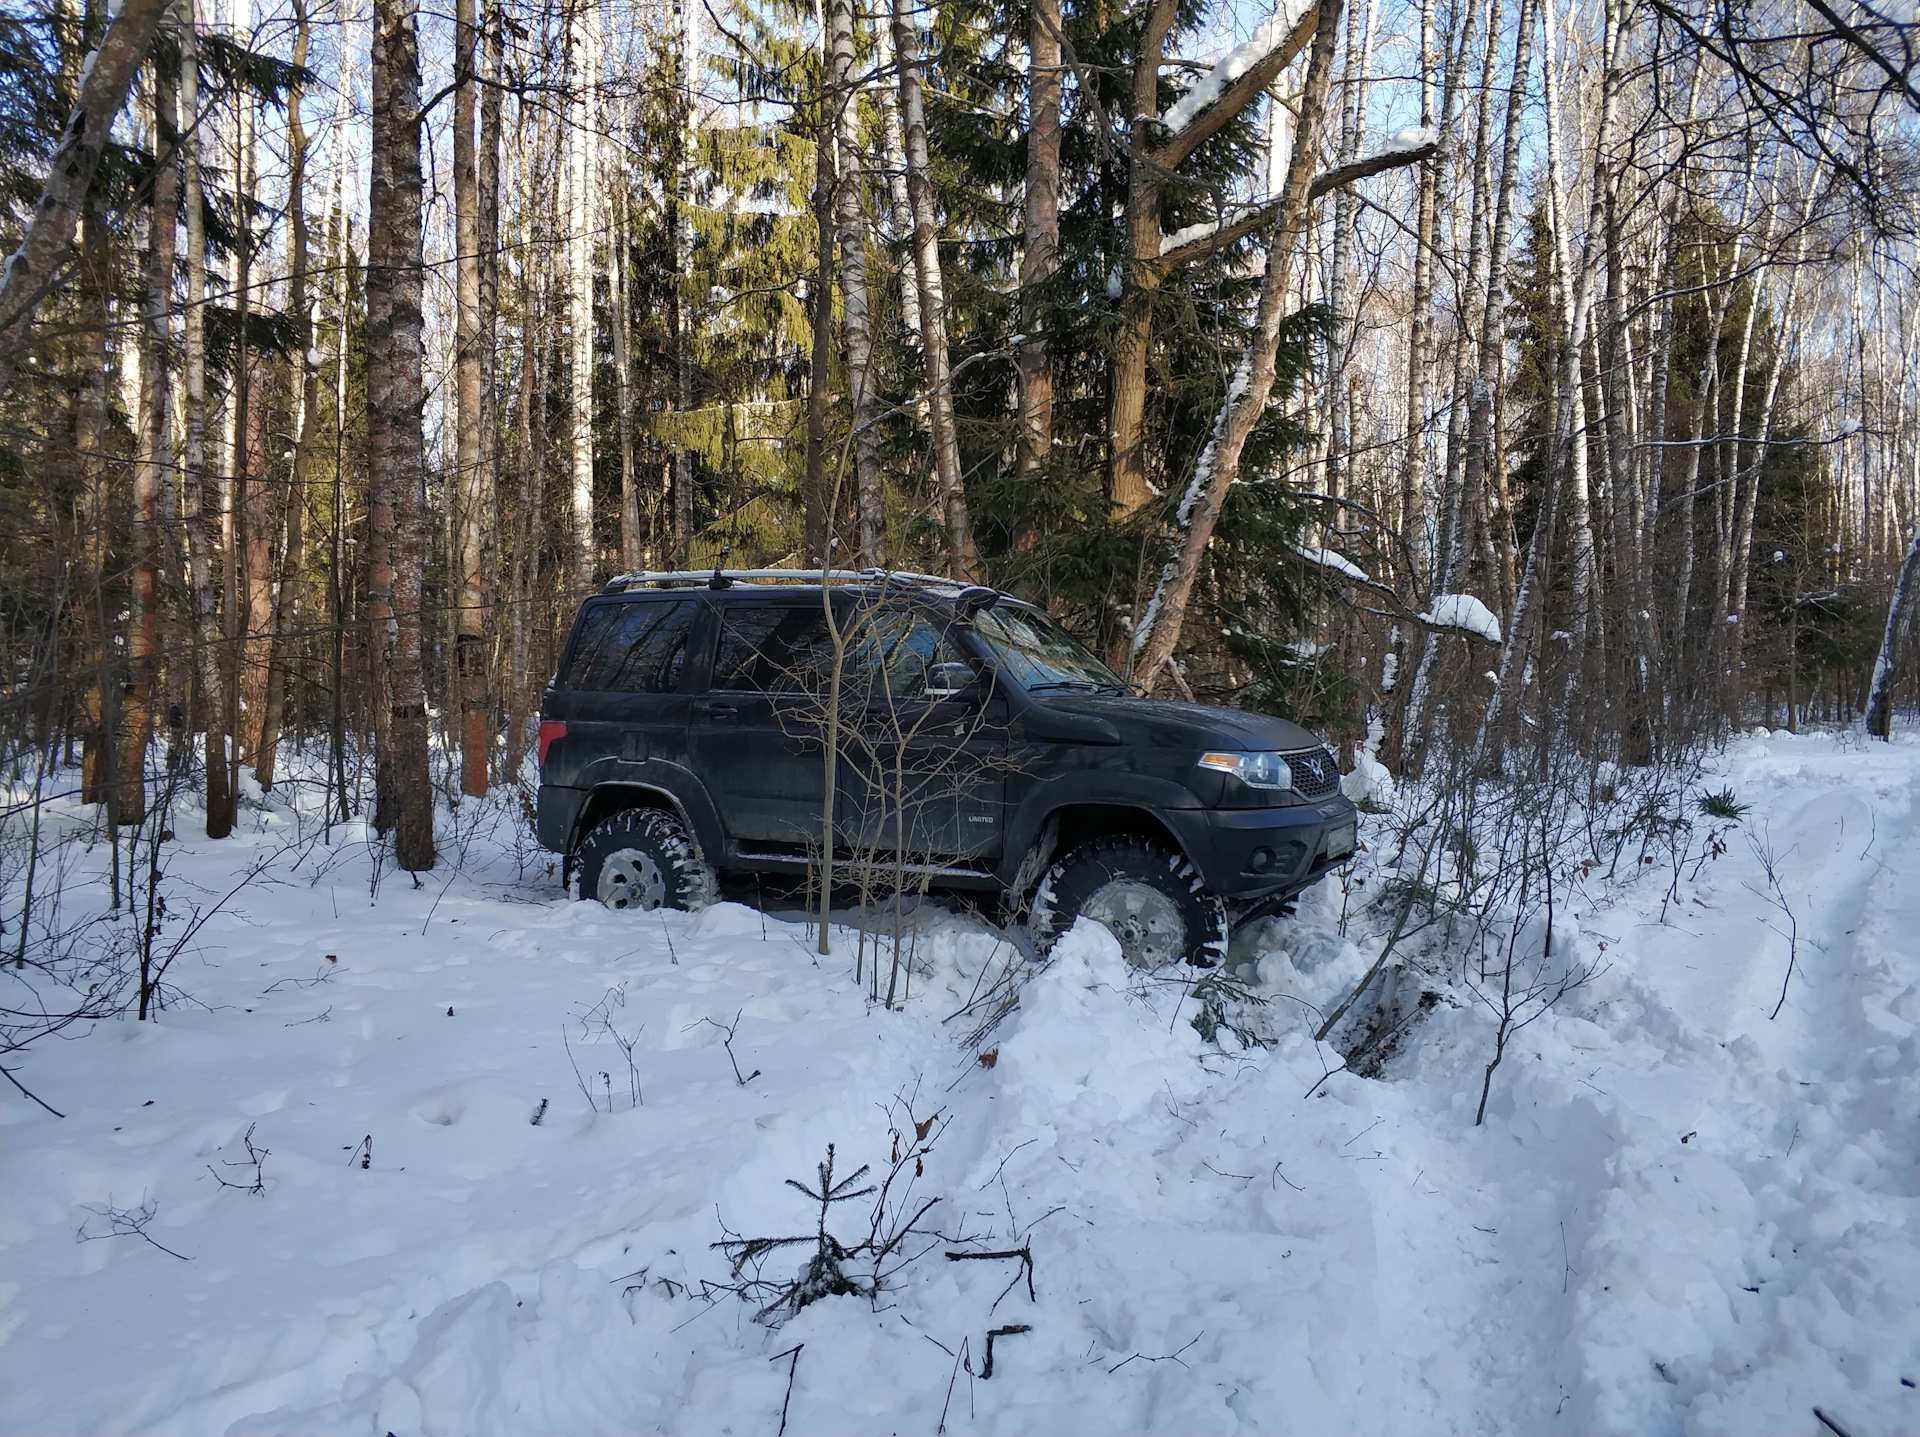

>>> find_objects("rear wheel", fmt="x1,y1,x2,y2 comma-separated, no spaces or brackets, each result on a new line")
1029,836,1227,969
573,809,716,912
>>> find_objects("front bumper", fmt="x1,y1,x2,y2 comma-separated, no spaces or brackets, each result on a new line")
1164,795,1358,902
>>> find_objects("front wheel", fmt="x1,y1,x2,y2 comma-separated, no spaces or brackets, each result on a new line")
1028,836,1227,970
573,809,716,913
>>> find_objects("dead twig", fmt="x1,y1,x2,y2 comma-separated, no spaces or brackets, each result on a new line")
771,1343,803,1437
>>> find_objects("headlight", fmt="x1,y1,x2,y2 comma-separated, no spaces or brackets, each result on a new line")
1197,750,1293,790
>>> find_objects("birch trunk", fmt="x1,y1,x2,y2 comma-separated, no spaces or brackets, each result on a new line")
177,0,233,837
1397,0,1438,577
891,0,978,579
255,0,318,792
568,0,599,594
126,52,181,825
1322,0,1377,503
1475,0,1624,754
1865,521,1918,738
805,0,837,569
1669,161,1755,686
1398,0,1498,764
829,0,885,566
872,20,921,341
670,0,697,559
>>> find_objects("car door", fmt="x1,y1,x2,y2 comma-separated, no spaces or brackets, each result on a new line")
554,596,699,787
690,599,837,850
837,607,1008,862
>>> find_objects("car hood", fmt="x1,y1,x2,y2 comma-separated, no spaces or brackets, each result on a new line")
1027,692,1325,752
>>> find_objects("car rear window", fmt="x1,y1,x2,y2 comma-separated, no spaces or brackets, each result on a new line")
562,599,698,692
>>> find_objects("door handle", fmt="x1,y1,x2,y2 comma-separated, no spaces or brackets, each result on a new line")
699,701,737,723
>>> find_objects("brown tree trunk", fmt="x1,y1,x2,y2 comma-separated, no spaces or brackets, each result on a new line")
453,0,491,796
0,0,166,393
1013,0,1061,546
612,177,641,575
1131,0,1344,686
125,50,181,827
368,0,435,869
479,0,502,775
1105,0,1178,519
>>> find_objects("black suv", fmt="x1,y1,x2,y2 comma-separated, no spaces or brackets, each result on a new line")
535,570,1357,968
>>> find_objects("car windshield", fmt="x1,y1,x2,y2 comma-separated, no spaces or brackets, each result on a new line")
970,604,1126,692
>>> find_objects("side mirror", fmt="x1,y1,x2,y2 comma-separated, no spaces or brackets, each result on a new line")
924,661,981,700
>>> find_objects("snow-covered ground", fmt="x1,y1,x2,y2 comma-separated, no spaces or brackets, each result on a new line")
2,730,1915,1436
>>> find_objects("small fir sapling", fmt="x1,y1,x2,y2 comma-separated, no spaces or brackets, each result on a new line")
709,1092,947,1324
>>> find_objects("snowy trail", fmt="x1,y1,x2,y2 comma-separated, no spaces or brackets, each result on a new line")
2,732,1915,1436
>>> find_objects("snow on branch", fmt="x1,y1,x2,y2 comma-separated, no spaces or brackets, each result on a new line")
1157,127,1442,268
1292,542,1371,582
1418,593,1503,643
1158,0,1317,138
1380,124,1439,155
1160,219,1224,257
1306,127,1441,197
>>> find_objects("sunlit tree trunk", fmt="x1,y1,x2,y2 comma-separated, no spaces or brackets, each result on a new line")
872,19,920,343
891,0,977,579
1131,0,1343,688
568,0,599,594
126,51,181,826
256,0,318,792
452,0,493,795
830,0,884,567
805,0,837,568
1012,0,1061,544
0,0,166,391
368,0,434,868
178,0,233,837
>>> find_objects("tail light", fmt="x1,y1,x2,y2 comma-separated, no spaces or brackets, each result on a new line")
536,719,566,768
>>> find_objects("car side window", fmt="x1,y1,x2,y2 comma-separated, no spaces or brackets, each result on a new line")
563,599,696,692
850,610,967,701
713,604,841,694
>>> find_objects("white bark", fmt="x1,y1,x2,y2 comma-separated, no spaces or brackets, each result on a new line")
569,0,600,594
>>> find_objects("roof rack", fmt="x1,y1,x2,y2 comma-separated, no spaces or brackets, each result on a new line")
600,567,970,595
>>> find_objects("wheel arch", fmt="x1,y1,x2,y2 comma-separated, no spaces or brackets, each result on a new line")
1008,801,1191,904
572,778,720,866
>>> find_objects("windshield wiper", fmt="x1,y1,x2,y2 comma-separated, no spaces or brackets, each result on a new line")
1026,679,1126,694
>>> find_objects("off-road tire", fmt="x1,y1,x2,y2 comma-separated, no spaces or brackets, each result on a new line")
1028,836,1228,969
573,808,716,912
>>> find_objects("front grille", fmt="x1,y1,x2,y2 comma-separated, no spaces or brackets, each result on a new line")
1284,745,1341,800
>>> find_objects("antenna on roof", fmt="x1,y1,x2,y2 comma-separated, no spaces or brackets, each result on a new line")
708,532,734,590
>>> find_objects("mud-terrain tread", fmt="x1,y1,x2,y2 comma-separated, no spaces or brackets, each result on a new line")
1028,835,1228,968
573,808,717,912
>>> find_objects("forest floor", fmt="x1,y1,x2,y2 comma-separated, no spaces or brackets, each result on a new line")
1,729,1915,1436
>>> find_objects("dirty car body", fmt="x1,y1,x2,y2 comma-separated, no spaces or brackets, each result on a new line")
534,570,1357,963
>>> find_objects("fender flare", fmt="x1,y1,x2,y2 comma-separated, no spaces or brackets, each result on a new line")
574,764,726,869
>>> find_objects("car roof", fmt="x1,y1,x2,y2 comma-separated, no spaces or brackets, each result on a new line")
599,568,984,600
